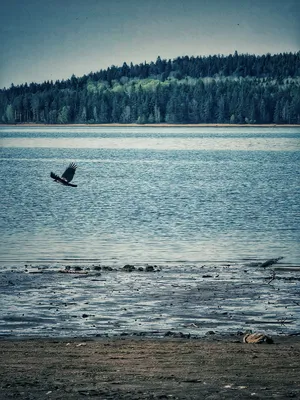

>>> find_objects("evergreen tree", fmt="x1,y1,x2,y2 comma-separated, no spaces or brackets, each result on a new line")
1,51,299,125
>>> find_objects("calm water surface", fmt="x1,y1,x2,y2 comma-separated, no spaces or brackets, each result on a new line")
1,126,300,265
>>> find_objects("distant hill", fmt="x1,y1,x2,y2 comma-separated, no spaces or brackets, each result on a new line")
1,51,300,125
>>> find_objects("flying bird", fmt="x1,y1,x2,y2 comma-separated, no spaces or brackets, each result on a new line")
50,163,78,187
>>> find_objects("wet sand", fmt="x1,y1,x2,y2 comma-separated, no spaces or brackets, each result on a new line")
1,263,300,338
0,335,300,399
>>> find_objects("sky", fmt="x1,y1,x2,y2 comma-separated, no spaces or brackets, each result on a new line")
0,0,299,89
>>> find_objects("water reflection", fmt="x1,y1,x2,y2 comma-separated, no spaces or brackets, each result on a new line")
1,136,299,151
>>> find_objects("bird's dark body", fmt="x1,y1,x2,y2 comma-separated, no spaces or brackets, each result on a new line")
50,163,78,187
50,173,77,187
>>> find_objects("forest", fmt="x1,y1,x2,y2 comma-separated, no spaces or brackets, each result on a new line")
1,51,300,125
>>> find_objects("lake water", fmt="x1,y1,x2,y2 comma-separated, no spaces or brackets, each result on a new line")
0,126,300,338
1,126,299,265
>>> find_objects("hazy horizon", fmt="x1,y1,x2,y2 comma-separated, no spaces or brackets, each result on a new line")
1,0,299,89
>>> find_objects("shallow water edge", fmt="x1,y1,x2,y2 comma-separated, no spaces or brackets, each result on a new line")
1,260,299,339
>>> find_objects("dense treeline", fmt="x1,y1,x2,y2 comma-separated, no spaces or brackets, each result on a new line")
1,51,300,125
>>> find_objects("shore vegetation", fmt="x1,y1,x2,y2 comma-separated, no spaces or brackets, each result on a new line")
1,51,300,125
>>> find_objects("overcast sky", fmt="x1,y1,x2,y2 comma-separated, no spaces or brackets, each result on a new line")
0,0,299,89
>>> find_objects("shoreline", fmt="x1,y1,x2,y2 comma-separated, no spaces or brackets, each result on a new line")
0,329,300,344
1,262,300,339
1,123,300,128
1,336,299,399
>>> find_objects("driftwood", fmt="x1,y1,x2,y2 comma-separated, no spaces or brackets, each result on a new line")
243,332,274,344
259,257,283,268
267,270,276,284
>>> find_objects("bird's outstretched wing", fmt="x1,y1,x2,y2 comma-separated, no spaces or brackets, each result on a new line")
50,172,60,181
61,163,77,182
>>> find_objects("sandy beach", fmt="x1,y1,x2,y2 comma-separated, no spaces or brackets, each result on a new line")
1,335,300,399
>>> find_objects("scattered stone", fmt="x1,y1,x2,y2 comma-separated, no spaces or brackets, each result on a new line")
74,266,82,271
93,266,102,271
102,266,113,271
82,314,89,318
145,265,155,272
123,264,136,272
206,331,215,335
